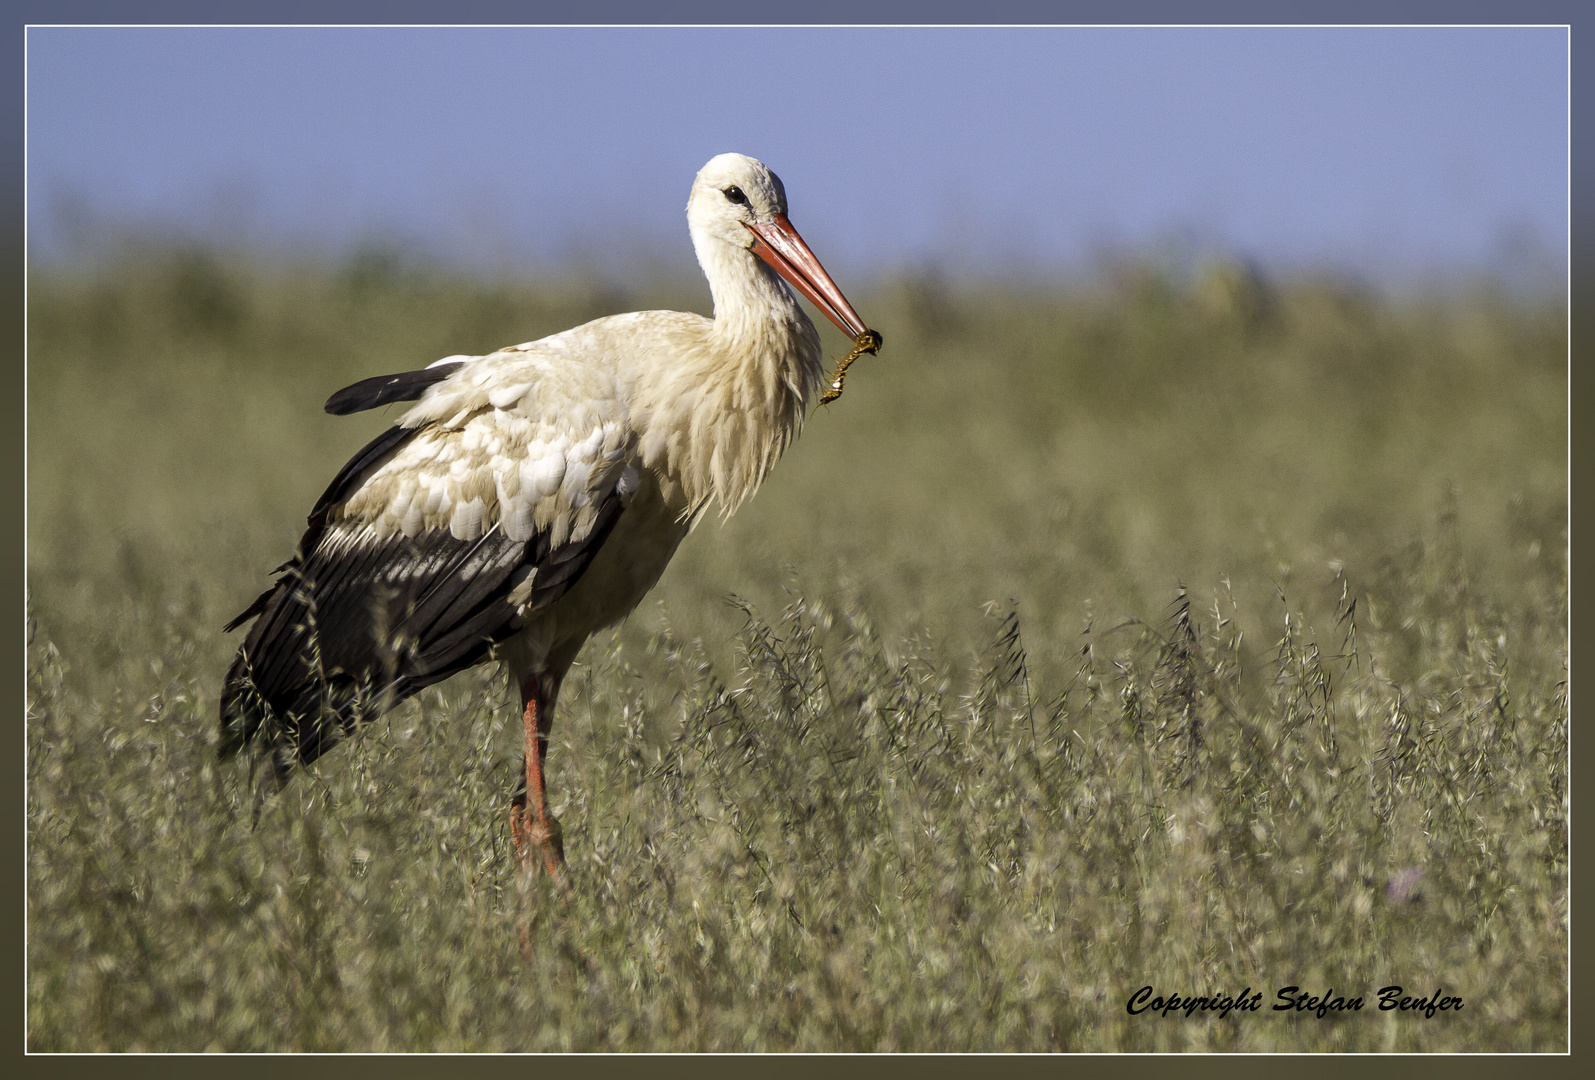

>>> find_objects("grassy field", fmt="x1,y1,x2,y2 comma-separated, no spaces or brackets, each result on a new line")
26,245,1567,1050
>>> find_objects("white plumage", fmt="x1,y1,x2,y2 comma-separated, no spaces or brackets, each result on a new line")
220,153,878,888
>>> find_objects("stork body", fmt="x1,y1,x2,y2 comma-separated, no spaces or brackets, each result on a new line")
219,154,876,886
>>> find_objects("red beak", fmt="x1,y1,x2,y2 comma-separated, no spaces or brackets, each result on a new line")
744,214,870,339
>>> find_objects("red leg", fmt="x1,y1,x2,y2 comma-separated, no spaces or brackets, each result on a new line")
511,672,568,892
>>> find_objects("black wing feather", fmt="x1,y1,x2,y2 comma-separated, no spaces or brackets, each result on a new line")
323,362,466,416
218,422,627,781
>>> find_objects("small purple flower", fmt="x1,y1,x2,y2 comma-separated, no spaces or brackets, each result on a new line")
1386,867,1424,905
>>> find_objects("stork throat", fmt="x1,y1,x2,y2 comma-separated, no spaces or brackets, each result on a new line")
819,329,884,404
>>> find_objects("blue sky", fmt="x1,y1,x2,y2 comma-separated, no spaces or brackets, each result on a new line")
26,25,1569,284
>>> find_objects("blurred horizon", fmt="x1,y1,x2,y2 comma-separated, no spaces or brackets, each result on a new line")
26,26,1569,294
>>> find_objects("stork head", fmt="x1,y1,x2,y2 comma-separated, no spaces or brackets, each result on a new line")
688,153,870,340
688,153,788,244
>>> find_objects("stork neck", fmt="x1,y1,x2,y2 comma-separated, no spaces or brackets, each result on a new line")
634,240,823,518
704,244,807,349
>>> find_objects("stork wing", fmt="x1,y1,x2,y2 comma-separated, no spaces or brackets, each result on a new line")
323,361,466,415
220,357,636,780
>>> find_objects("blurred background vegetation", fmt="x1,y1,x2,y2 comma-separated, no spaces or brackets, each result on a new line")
26,243,1566,1050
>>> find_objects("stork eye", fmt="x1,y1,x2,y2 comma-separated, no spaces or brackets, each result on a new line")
723,186,748,205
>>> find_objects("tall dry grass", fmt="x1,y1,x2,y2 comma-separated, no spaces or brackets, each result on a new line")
27,246,1566,1049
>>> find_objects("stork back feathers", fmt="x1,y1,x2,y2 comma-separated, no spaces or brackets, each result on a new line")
219,400,629,782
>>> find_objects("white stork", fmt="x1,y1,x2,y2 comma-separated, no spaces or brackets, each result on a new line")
219,153,879,888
